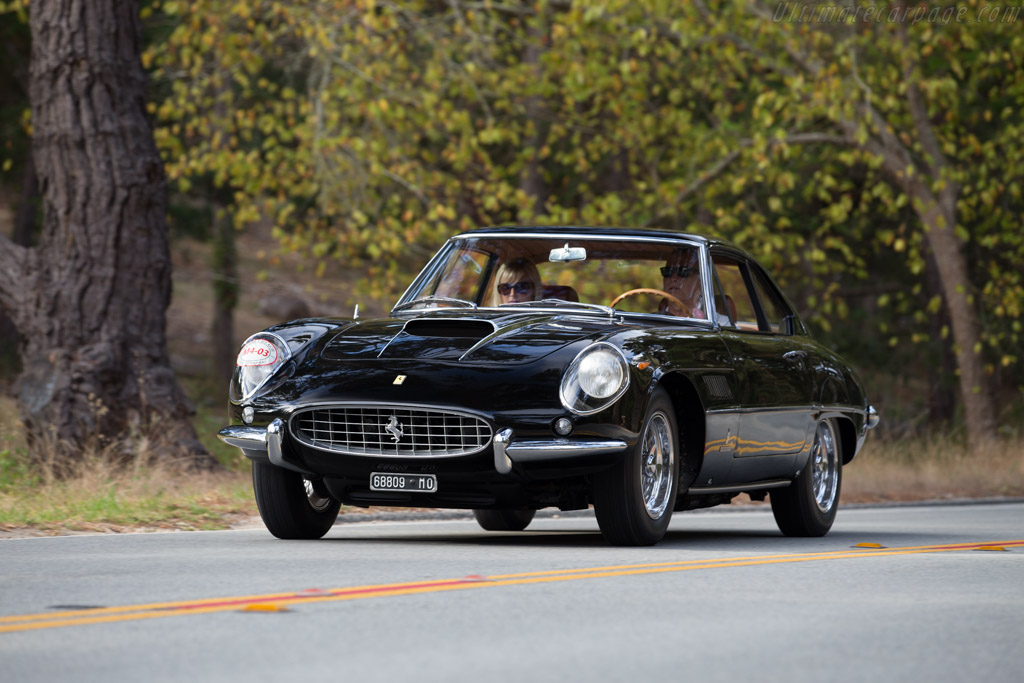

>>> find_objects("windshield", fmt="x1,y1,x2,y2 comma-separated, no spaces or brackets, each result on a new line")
396,234,711,321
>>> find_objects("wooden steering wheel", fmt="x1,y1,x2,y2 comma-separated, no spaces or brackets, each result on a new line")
609,288,691,317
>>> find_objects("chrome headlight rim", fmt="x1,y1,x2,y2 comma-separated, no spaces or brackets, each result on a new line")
559,342,631,416
231,332,293,403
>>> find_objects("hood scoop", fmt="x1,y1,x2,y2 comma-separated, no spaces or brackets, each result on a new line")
402,319,495,339
322,312,607,364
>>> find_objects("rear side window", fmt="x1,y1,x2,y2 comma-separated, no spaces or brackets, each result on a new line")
710,256,759,331
749,267,791,334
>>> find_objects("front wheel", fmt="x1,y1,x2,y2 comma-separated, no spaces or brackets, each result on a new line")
593,388,679,546
771,418,842,537
472,509,536,531
252,461,341,539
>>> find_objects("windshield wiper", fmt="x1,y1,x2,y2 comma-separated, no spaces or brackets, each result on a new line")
392,296,478,313
498,299,615,317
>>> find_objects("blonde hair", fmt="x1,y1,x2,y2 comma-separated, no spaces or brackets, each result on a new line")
490,258,541,305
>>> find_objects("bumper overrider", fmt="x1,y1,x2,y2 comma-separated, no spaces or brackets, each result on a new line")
218,419,628,476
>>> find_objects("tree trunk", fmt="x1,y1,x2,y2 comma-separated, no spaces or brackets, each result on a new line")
0,154,37,377
914,193,998,445
211,207,238,382
0,0,217,470
924,248,956,425
518,17,549,218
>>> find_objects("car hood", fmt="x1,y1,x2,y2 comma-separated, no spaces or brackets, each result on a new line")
320,310,621,365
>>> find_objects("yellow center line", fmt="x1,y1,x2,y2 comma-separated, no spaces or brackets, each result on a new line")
2,539,1020,635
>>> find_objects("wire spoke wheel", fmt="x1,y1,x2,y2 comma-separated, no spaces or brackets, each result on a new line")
811,420,839,513
303,478,335,513
640,412,675,520
252,462,341,539
594,388,679,546
770,417,843,537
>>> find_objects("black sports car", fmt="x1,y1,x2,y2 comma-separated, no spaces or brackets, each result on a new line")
219,226,878,545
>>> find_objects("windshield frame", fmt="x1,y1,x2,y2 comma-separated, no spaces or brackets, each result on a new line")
392,230,716,324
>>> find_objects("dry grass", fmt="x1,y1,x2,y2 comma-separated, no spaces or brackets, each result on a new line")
2,382,1022,536
0,412,257,537
843,435,1024,503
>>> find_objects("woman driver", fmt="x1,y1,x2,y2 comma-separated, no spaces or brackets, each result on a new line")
493,258,541,305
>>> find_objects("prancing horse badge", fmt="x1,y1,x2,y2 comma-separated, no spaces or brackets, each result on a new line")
393,375,407,385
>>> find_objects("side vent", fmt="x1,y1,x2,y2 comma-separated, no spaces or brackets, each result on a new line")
402,319,495,339
702,374,733,400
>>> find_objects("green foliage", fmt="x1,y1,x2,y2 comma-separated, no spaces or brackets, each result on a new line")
144,1,1024,426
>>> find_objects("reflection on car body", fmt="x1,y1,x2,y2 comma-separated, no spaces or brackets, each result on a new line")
219,226,878,546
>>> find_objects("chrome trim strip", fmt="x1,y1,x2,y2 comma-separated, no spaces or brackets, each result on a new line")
454,232,704,246
493,428,513,474
703,405,861,416
688,479,792,495
506,438,628,462
217,425,268,451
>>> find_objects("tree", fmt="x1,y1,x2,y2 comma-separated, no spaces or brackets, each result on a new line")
145,0,1024,446
0,0,216,470
674,0,1023,447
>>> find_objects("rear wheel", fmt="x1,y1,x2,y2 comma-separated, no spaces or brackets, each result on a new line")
593,388,679,546
472,509,536,531
252,461,341,539
771,418,842,537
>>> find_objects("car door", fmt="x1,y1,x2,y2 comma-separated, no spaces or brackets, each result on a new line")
709,251,815,482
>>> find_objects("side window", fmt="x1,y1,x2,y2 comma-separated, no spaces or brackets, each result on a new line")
710,255,759,331
750,267,790,334
434,249,488,301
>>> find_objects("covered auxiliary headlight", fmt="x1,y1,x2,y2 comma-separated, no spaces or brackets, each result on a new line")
559,342,630,415
231,333,292,402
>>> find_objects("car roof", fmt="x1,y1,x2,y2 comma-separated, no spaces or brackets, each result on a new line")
456,225,740,251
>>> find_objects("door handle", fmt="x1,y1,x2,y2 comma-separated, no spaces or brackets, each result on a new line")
783,350,807,363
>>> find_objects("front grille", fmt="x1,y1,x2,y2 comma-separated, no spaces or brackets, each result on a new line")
290,405,493,457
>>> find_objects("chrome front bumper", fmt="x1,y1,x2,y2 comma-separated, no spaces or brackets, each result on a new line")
219,422,628,475
492,427,627,474
218,419,301,472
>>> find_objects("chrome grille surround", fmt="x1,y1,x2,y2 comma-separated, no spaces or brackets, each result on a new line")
289,403,494,457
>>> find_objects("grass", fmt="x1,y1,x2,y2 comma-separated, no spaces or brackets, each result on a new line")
0,392,258,536
843,434,1024,503
0,432,258,536
1,388,1022,537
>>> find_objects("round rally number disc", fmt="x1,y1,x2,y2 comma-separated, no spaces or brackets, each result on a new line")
237,338,279,367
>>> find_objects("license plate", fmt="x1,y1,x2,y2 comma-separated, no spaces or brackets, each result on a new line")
370,472,437,493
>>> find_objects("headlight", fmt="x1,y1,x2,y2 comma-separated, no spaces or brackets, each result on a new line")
230,333,292,402
560,343,630,415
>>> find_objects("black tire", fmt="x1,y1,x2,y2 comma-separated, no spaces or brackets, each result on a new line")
252,461,341,539
593,388,679,546
771,418,842,537
472,509,536,531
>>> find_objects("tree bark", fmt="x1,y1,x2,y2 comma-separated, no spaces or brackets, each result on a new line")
912,189,998,444
211,208,238,382
518,16,549,218
0,0,217,469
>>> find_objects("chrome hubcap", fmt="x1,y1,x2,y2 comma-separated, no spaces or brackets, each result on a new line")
640,411,674,520
811,420,839,513
303,479,334,512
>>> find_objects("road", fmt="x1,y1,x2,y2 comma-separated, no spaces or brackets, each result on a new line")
2,502,1022,682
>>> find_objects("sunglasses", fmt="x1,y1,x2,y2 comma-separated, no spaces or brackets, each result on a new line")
498,281,536,296
660,265,695,278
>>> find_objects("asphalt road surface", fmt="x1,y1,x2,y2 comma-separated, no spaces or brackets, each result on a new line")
2,501,1022,683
